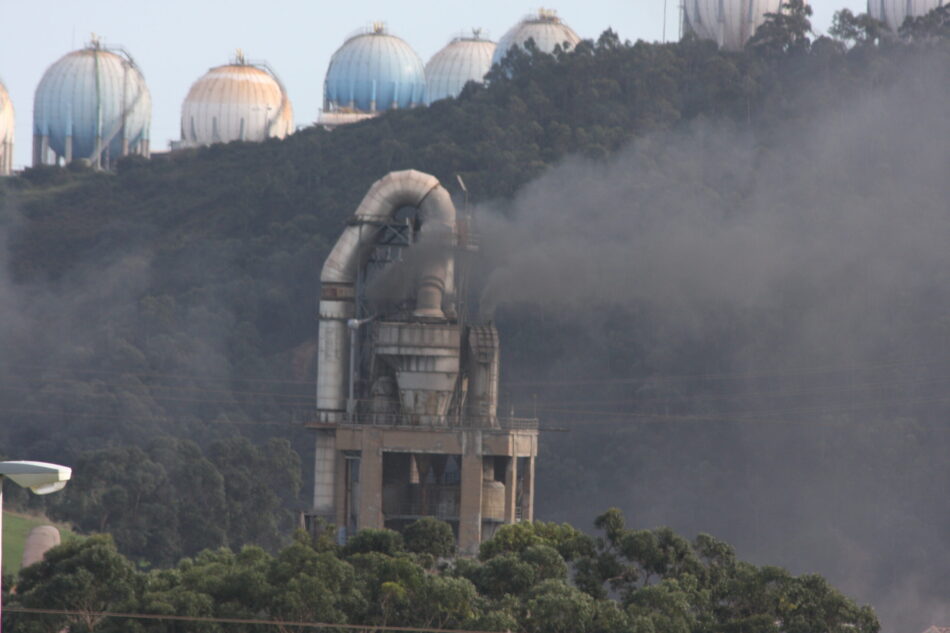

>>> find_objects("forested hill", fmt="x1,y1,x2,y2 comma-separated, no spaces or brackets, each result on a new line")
1,4,949,631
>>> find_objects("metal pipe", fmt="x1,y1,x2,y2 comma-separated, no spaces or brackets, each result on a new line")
317,170,458,421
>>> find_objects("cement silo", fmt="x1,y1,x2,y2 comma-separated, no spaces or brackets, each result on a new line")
683,0,784,51
180,52,293,148
0,79,13,175
491,9,581,67
425,31,496,105
33,39,151,169
868,0,945,31
320,23,425,127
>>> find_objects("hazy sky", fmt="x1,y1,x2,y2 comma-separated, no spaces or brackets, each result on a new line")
1,0,862,169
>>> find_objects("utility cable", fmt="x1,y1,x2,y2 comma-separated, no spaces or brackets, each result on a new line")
5,606,493,633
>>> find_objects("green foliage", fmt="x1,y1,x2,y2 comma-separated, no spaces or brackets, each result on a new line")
341,529,404,557
0,3,947,582
13,534,138,633
402,517,455,558
477,520,594,561
3,513,878,633
45,437,299,566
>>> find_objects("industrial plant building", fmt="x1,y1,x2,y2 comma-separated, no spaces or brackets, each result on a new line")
32,39,151,169
0,79,13,176
179,52,294,148
867,0,945,31
305,170,538,554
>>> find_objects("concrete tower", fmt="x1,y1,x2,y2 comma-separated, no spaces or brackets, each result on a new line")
306,170,538,554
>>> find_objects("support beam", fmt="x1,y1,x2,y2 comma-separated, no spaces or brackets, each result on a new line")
312,430,336,517
522,456,536,522
458,452,484,555
357,431,383,530
504,456,518,522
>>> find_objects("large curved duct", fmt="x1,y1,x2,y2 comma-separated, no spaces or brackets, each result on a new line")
317,170,458,421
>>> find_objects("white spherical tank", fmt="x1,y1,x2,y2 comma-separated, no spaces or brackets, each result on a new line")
684,0,785,51
33,39,151,168
425,31,496,105
491,9,581,67
867,0,945,31
0,78,13,175
180,53,294,148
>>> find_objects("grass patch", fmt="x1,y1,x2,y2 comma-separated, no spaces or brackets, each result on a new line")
3,511,79,575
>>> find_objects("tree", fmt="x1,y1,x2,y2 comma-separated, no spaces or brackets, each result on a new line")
829,9,889,46
402,517,455,558
11,535,139,633
748,0,814,55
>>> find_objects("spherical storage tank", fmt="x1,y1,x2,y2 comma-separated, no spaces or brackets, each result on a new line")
0,79,13,175
425,30,496,105
684,0,785,51
324,24,426,113
491,9,581,68
181,52,294,148
867,0,945,31
33,39,151,168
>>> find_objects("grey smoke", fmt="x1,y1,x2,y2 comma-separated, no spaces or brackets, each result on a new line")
475,56,949,632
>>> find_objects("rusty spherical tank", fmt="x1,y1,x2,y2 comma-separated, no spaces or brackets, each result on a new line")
181,54,293,147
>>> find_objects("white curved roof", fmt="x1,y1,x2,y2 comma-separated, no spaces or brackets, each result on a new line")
425,33,496,104
181,57,293,147
684,0,784,51
491,9,581,67
867,0,945,31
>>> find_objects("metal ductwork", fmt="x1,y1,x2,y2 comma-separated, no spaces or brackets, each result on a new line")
317,170,458,422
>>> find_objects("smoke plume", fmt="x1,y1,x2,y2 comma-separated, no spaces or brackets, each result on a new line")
476,54,950,632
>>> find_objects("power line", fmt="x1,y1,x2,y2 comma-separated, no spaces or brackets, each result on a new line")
508,371,950,409
503,356,950,387
6,606,490,633
0,383,315,407
0,407,302,427
9,363,315,387
13,353,950,391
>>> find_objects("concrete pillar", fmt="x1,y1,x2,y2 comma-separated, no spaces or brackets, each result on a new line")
312,430,336,517
504,456,518,522
357,430,383,530
32,135,47,166
459,452,484,555
334,450,348,529
64,135,72,163
522,456,536,522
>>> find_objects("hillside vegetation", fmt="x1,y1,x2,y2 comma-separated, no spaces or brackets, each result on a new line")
0,3,949,630
4,511,879,633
